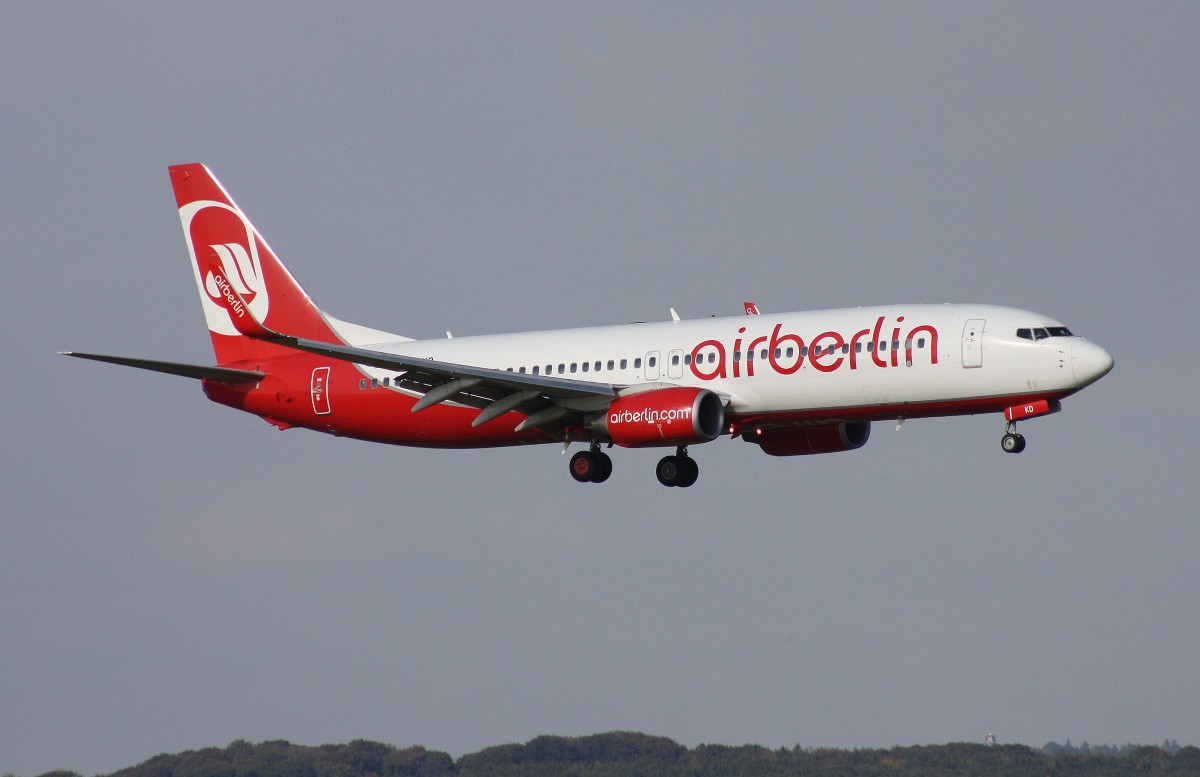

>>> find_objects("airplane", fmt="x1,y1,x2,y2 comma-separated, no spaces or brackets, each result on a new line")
64,164,1114,487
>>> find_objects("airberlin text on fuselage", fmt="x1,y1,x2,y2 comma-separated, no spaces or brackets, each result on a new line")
689,316,939,380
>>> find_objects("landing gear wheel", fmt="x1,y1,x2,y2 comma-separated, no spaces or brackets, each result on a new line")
570,451,598,482
592,451,613,483
656,455,682,487
656,453,699,487
1001,433,1026,454
677,456,699,488
570,450,614,483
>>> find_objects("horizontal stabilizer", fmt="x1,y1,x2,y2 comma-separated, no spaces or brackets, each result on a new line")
60,352,265,384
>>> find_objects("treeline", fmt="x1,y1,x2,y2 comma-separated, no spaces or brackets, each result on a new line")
21,732,1200,777
1044,739,1185,757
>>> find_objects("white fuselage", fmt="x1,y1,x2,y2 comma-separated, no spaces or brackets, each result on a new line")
338,303,1110,422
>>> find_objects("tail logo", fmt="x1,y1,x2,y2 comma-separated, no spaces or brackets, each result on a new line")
205,242,261,308
180,200,271,336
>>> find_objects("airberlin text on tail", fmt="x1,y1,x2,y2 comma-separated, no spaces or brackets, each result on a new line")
168,164,339,364
197,248,274,339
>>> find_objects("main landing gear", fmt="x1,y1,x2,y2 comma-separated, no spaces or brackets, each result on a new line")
569,445,612,483
656,447,699,488
1001,422,1027,454
568,444,699,487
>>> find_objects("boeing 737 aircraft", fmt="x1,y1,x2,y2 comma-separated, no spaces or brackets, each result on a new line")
65,164,1114,487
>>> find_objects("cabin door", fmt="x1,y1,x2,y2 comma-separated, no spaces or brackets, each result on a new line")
962,319,984,368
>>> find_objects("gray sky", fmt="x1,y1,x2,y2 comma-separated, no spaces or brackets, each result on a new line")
4,3,1198,774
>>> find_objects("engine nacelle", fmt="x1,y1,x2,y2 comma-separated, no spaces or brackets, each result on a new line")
592,387,725,447
748,421,871,456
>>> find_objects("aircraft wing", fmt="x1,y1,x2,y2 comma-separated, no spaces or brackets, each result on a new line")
269,333,618,430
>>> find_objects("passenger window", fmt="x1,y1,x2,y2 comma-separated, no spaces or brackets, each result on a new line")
383,377,390,387
904,339,912,349
867,342,874,352
684,354,692,365
733,351,741,362
359,378,367,390
519,367,526,374
917,338,926,348
855,343,862,353
634,358,642,368
841,344,849,354
582,362,589,372
532,366,540,375
785,347,794,358
371,378,378,388
671,354,680,366
558,364,565,374
570,363,577,373
607,360,615,370
620,359,628,369
648,356,657,367
774,348,781,358
594,361,601,371
879,341,886,352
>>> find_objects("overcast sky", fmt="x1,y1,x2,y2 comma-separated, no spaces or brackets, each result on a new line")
4,3,1198,775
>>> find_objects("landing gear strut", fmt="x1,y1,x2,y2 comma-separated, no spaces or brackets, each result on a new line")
569,444,612,483
1001,422,1026,454
656,447,699,488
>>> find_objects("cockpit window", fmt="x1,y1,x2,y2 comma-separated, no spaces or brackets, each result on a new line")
1017,326,1073,341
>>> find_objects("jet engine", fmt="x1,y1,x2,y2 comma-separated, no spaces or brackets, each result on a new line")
747,421,871,456
591,387,725,447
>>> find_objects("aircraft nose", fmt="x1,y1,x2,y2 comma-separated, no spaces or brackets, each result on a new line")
1072,339,1114,387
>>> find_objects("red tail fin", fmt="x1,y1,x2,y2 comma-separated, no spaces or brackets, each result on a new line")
169,164,340,365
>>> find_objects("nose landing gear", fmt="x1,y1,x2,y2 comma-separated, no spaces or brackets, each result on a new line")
1001,422,1026,454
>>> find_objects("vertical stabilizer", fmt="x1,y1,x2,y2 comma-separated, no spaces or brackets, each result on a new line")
169,164,340,364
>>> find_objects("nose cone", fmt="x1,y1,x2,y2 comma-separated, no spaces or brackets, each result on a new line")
1072,339,1114,387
